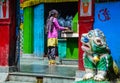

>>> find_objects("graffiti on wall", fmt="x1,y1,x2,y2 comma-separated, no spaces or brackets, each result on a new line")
0,0,9,19
98,8,110,22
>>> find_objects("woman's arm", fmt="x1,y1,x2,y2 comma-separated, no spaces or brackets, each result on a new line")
53,18,65,30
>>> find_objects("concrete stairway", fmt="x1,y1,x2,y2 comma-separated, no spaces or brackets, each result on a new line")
0,56,78,83
20,56,78,66
4,75,38,83
2,62,78,83
2,64,77,83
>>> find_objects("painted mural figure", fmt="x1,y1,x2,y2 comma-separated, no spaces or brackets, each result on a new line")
46,9,68,65
81,29,113,81
80,0,92,16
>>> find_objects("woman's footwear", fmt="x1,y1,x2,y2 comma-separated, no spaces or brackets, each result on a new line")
49,60,56,65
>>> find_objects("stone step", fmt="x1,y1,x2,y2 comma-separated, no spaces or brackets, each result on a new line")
8,72,74,83
43,77,74,83
20,57,59,65
5,74,43,83
4,64,77,83
0,73,8,82
20,57,46,65
8,64,78,83
60,59,78,65
2,81,35,83
8,75,37,82
20,57,78,66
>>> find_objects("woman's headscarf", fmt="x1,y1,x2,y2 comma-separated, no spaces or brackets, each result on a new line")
48,9,58,18
46,9,58,33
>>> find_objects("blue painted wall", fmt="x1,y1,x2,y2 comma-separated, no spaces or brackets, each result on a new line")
94,2,120,68
34,4,44,57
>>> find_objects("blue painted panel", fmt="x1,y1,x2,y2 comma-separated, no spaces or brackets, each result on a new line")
94,2,120,68
34,4,44,57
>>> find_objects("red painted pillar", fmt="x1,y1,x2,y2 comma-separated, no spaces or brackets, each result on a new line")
0,20,10,66
0,0,16,67
78,0,94,70
0,0,10,66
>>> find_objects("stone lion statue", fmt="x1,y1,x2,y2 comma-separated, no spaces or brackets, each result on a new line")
81,29,113,81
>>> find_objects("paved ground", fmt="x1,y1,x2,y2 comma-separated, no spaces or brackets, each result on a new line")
18,56,78,78
19,64,78,79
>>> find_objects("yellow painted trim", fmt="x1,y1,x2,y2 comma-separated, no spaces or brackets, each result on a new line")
20,0,78,8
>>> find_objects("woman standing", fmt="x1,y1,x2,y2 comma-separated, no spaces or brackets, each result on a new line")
46,9,68,65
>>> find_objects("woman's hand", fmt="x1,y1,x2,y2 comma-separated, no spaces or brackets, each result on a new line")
64,27,69,30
